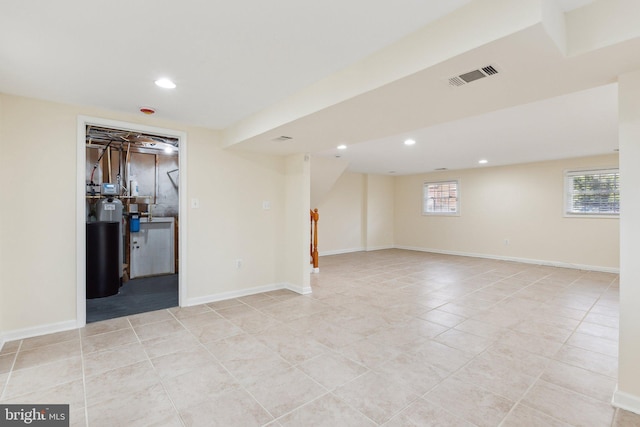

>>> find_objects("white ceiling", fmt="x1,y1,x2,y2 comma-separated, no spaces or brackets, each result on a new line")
0,0,472,128
317,84,618,175
3,0,624,176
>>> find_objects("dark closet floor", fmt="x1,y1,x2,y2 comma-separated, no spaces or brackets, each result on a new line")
86,274,178,323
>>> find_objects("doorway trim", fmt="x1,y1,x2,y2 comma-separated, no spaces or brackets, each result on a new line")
76,116,188,327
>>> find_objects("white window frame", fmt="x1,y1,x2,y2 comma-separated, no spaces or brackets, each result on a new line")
564,168,619,218
423,180,460,216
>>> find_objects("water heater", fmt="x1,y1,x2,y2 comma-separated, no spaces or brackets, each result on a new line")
96,197,124,281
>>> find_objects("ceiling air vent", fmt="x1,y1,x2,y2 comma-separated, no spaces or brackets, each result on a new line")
448,64,500,87
482,65,498,76
272,135,292,142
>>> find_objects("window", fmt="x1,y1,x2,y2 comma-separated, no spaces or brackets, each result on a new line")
565,168,619,216
423,180,459,215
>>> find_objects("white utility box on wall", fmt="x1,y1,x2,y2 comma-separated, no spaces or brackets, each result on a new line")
130,217,175,279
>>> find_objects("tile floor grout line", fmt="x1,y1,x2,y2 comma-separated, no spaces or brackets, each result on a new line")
78,327,90,427
495,359,566,427
392,329,507,426
0,339,22,401
2,250,631,426
145,368,186,426
529,368,618,408
550,344,618,380
178,314,284,425
134,311,187,427
271,390,378,426
423,304,607,426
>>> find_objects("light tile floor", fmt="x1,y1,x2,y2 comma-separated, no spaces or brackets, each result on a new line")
1,249,639,426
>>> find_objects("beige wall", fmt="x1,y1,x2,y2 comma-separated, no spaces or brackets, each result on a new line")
317,172,365,254
366,174,395,250
310,156,348,209
0,93,288,335
1,95,80,333
395,154,620,271
319,155,620,270
317,171,395,255
186,129,286,301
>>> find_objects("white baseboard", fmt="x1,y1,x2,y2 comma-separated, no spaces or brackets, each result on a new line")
186,283,283,306
612,387,640,415
394,245,619,274
1,320,78,345
1,281,315,345
366,245,394,252
319,248,364,257
185,282,312,306
283,282,313,295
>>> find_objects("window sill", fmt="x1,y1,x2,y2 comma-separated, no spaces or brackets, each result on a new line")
422,212,460,217
564,213,619,219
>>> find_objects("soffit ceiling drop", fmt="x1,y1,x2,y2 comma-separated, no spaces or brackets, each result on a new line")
0,0,474,129
2,0,617,176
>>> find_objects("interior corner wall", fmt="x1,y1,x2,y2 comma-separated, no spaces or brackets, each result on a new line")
366,174,395,251
0,93,287,335
317,171,395,256
317,172,366,255
394,154,620,271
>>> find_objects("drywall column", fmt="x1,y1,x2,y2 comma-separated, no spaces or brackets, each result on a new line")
615,70,640,413
283,154,311,294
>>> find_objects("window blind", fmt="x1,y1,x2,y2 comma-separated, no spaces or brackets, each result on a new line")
423,180,458,214
566,169,619,215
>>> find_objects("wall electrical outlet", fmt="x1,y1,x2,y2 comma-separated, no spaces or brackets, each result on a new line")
504,239,510,246
262,201,271,210
235,259,242,269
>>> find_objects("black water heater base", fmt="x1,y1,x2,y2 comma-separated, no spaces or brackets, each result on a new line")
86,222,120,299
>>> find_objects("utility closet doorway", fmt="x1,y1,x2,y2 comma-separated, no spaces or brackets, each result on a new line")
79,118,186,325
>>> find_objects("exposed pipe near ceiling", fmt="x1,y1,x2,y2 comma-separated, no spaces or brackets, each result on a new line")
125,142,131,195
117,145,123,194
90,139,115,185
107,147,112,183
167,168,179,189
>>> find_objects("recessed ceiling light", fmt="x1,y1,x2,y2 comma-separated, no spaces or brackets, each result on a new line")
404,139,416,146
337,145,347,150
155,78,176,89
478,159,488,164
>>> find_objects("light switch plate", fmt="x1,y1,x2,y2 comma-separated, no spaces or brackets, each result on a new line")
191,198,200,209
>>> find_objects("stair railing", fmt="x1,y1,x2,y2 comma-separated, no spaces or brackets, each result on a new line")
310,208,319,271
